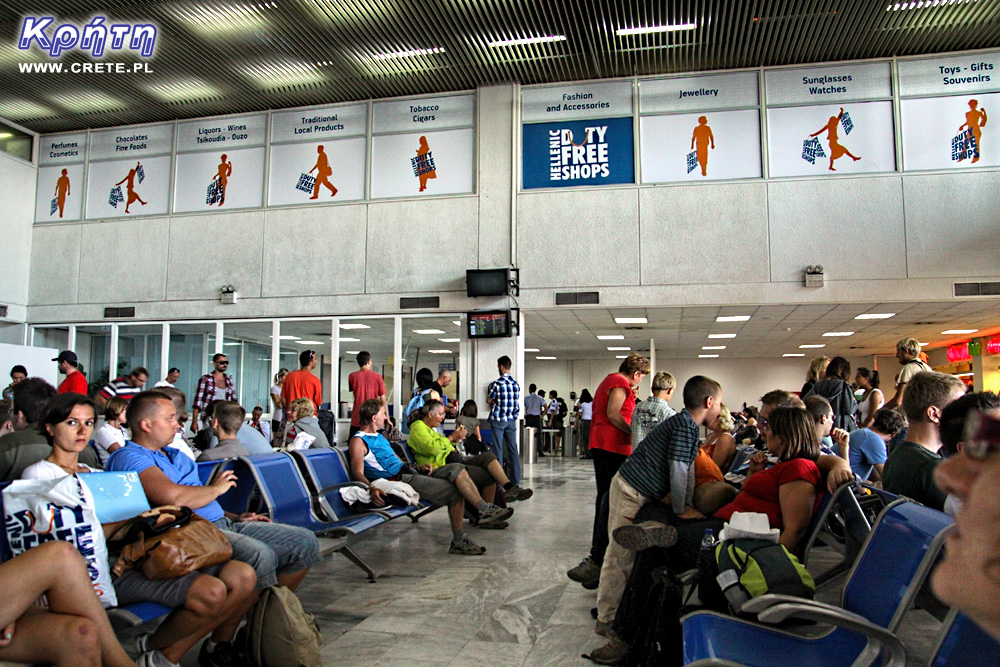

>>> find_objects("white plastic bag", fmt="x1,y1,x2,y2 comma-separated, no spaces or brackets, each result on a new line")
3,476,117,608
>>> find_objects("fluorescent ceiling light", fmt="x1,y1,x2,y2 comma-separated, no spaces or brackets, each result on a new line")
597,335,625,340
524,348,540,352
536,356,557,360
428,349,453,354
799,344,826,348
439,338,460,343
615,317,647,324
453,321,461,326
0,99,54,120
783,353,806,357
616,355,629,359
607,346,631,351
49,91,124,113
822,331,854,337
345,351,360,355
223,342,241,346
616,23,697,36
698,354,719,358
942,329,979,335
854,313,896,320
142,78,222,103
886,0,976,11
339,323,370,330
338,337,360,342
295,340,323,345
716,315,751,322
488,35,566,47
238,61,325,88
413,329,445,335
708,333,737,339
702,346,727,350
371,47,444,60
273,335,300,340
0,133,13,139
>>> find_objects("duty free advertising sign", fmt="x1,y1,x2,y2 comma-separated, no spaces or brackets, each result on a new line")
522,117,635,189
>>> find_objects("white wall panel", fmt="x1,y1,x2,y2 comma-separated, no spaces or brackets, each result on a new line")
639,183,769,285
29,223,81,306
166,211,264,300
477,85,513,269
261,205,367,297
903,171,1000,278
365,197,479,294
517,189,639,289
79,218,169,303
0,153,37,310
768,177,906,282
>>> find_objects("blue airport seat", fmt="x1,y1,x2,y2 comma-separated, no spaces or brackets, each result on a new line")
800,482,874,587
214,457,259,515
929,610,1000,667
682,500,954,667
197,460,220,485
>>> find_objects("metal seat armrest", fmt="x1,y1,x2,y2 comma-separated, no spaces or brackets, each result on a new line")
687,659,751,667
317,481,368,496
756,603,908,667
740,594,834,615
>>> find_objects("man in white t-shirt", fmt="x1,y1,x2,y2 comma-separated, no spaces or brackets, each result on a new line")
154,367,180,388
884,337,932,410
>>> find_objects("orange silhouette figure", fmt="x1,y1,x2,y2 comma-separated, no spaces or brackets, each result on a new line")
415,136,436,192
958,99,987,164
691,116,715,176
810,108,861,171
54,168,71,218
214,154,232,206
308,145,337,199
115,162,147,213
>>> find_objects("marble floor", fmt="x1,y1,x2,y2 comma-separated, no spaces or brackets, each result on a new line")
127,457,944,666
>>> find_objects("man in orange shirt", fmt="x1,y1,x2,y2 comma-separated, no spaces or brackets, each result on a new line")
282,350,323,414
54,350,88,395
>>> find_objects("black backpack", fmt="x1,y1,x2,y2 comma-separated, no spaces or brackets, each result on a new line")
622,567,684,667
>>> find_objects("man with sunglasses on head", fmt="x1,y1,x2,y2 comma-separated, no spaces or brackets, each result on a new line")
282,350,323,415
192,354,237,435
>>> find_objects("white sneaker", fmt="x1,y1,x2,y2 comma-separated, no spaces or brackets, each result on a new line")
136,650,178,667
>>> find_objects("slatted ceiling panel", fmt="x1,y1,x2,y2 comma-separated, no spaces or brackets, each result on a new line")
2,0,1000,133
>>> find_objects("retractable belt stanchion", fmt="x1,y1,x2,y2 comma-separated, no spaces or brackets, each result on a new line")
524,426,537,464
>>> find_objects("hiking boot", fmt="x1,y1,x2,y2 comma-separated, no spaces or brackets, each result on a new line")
477,520,508,529
449,536,487,555
198,641,239,667
505,485,534,502
594,620,619,640
612,521,678,552
590,639,630,665
581,576,599,590
567,556,601,586
478,504,514,526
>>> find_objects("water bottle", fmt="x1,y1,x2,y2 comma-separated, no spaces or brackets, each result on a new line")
701,528,716,551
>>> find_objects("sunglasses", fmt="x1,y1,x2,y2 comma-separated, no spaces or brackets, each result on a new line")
216,360,229,366
962,410,1000,461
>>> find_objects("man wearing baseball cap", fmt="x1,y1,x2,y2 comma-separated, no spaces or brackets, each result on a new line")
54,350,88,395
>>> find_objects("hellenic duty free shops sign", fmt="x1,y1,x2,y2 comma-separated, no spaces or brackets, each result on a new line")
522,117,634,189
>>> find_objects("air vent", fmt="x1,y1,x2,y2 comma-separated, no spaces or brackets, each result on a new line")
103,306,136,318
400,296,439,310
555,291,599,306
623,326,645,331
954,281,1000,297
0,305,7,318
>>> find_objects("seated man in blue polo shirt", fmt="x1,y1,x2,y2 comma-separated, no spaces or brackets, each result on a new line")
109,391,323,662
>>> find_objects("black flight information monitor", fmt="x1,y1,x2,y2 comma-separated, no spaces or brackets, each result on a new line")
468,310,512,338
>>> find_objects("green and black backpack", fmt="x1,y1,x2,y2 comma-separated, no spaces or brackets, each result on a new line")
714,538,815,614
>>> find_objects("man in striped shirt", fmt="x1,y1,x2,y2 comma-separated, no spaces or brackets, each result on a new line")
487,356,522,486
594,375,723,632
96,366,148,408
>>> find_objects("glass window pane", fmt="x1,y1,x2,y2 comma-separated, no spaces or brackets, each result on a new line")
118,324,162,389
168,324,216,412
338,318,395,416
221,322,273,414
0,121,32,162
76,325,112,399
402,315,463,413
31,326,68,352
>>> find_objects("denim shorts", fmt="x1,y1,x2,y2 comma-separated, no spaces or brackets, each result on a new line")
213,517,323,589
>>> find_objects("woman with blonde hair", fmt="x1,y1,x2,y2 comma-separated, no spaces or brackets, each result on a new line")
703,403,737,472
270,368,288,445
801,356,830,396
285,397,330,449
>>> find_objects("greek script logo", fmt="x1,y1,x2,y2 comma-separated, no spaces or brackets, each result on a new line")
18,16,157,58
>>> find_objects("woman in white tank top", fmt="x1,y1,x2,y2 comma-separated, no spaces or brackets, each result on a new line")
855,367,884,429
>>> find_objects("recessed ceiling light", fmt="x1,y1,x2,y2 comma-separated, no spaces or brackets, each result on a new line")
822,331,855,337
453,321,461,326
886,0,976,11
345,350,360,355
338,337,360,342
607,346,631,351
223,341,241,346
616,23,697,36
295,340,323,345
716,315,751,322
339,323,371,330
854,313,896,320
783,353,806,357
524,348,540,352
597,335,626,340
942,329,979,335
273,335,300,340
698,354,719,358
536,356,557,360
615,317,647,324
371,47,445,60
708,333,737,339
616,355,629,359
488,35,566,47
702,346,727,350
439,338,460,343
413,329,445,335
428,349,453,354
799,344,826,349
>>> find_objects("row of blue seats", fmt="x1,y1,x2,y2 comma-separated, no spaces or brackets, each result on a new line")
681,498,1000,666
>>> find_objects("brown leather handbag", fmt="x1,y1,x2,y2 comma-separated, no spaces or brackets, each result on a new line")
109,505,233,580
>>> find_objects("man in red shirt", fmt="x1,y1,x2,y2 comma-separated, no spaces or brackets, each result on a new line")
348,351,386,438
283,350,323,415
53,350,88,395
